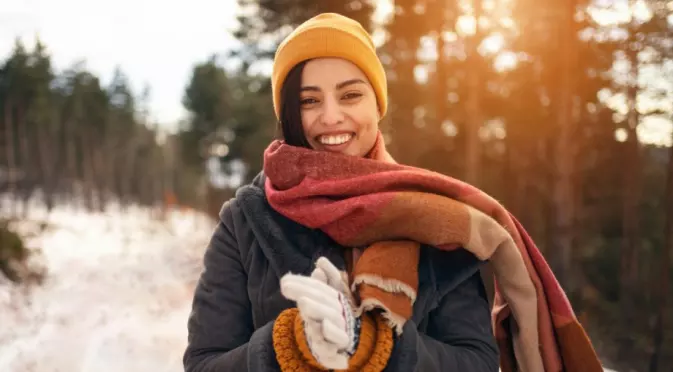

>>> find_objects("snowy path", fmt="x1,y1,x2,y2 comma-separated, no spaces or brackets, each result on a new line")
0,203,214,372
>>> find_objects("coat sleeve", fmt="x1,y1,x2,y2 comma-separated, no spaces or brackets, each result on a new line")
183,202,280,372
384,270,500,372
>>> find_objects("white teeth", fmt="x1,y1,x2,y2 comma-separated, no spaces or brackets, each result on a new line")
318,133,353,145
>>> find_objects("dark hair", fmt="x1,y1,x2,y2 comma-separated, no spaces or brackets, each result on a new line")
277,60,312,148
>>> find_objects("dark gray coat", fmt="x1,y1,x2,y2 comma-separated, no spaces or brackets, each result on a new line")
183,173,499,371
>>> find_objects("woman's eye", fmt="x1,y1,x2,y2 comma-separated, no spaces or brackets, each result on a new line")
300,98,318,105
343,92,363,100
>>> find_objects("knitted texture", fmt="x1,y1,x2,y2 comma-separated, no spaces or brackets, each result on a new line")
271,13,387,119
272,308,393,372
264,131,603,372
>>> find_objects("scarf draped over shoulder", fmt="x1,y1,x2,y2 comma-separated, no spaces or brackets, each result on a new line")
264,132,602,372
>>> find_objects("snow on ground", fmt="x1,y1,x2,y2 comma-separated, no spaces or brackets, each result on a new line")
0,198,215,372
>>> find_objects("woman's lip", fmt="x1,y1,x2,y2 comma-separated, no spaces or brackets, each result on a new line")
315,131,355,139
317,134,354,152
316,130,355,137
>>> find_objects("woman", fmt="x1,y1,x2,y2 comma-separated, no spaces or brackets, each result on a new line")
184,13,601,372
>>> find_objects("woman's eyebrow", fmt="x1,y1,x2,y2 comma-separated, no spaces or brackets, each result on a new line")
300,78,367,92
336,78,367,89
300,85,320,92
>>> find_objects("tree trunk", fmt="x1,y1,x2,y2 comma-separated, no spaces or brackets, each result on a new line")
80,128,97,211
121,137,139,205
36,120,56,212
16,104,31,218
387,61,422,165
4,100,16,217
94,142,108,211
648,129,673,372
463,0,483,186
505,139,528,220
65,120,78,184
621,119,641,299
103,138,118,208
383,6,424,168
431,26,455,176
619,39,642,359
550,0,578,294
60,117,79,206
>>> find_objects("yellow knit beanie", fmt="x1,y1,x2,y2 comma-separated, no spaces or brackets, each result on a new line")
271,13,388,119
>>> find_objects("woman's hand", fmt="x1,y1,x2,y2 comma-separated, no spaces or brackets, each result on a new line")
280,257,359,370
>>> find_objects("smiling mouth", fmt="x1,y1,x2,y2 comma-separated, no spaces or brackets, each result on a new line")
317,133,354,146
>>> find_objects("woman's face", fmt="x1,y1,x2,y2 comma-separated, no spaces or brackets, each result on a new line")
299,58,380,157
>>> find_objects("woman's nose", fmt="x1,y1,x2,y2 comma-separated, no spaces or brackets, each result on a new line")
320,96,345,126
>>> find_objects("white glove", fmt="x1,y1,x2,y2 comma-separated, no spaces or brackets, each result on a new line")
280,257,360,370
